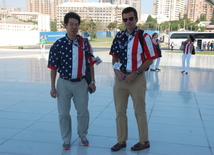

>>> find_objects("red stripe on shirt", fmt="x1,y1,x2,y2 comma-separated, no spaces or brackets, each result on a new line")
77,38,84,78
132,30,139,70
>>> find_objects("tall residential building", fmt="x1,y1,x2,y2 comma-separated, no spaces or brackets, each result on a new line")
152,0,157,15
27,0,88,20
56,3,129,31
27,0,62,20
187,0,214,22
153,0,185,21
99,0,141,19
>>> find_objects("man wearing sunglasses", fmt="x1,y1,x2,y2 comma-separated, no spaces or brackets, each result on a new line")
109,7,158,151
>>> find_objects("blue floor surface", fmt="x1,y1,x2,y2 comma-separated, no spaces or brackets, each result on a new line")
0,49,214,155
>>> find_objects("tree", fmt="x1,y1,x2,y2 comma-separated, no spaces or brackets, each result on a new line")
143,15,157,30
80,19,89,32
88,19,97,40
211,15,214,24
50,20,57,31
117,23,125,31
137,23,144,29
95,20,103,31
200,14,207,21
107,21,117,30
199,26,206,32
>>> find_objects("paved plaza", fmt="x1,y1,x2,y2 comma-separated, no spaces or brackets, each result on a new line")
0,48,214,155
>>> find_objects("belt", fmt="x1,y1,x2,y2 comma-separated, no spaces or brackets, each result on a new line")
60,75,85,82
121,70,132,75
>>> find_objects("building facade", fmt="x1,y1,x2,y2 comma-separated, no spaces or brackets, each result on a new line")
11,12,50,31
99,0,141,19
27,0,61,20
56,2,129,31
187,0,214,22
153,0,185,21
27,0,88,20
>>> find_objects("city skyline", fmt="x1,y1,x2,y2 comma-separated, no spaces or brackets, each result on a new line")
2,0,157,14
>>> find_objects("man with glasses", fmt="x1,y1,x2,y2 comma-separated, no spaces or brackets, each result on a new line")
109,7,158,151
48,12,97,150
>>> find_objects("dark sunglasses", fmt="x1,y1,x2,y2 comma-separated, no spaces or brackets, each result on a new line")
123,17,134,22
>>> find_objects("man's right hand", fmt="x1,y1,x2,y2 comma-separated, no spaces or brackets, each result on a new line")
50,88,57,98
114,69,124,81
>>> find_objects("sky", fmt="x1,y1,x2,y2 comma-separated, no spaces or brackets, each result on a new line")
2,0,157,14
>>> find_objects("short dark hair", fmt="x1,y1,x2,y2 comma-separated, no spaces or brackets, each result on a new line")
189,35,195,42
122,7,138,19
64,12,81,25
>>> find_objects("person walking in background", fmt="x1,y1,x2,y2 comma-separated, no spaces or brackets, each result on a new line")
47,12,97,150
203,41,207,51
109,7,158,152
181,35,195,74
210,41,214,51
207,41,210,51
171,41,174,51
40,35,46,53
150,32,164,71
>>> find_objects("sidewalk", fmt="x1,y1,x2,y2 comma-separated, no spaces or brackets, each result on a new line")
0,50,214,155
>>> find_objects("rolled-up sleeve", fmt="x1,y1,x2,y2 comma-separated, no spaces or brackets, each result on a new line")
87,42,97,65
142,33,158,60
47,44,60,70
109,33,120,58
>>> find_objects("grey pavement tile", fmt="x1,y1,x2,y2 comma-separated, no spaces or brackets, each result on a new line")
209,137,214,148
151,110,201,120
142,141,212,155
0,111,46,121
149,123,207,137
150,131,209,147
0,140,64,155
149,116,204,128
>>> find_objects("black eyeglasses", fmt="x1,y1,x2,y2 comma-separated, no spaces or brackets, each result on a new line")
123,17,134,22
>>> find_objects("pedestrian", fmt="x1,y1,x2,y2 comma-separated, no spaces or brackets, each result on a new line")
109,7,158,152
207,41,210,51
203,41,207,51
40,35,46,53
171,41,174,51
150,32,164,71
47,12,97,150
210,40,214,51
181,35,195,74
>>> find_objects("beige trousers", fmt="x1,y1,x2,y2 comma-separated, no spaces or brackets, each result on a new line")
113,72,148,142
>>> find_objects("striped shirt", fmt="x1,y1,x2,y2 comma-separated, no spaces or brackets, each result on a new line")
109,27,158,72
184,41,193,55
47,34,97,79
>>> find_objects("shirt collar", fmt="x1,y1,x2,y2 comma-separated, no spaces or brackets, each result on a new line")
65,34,81,43
125,27,138,37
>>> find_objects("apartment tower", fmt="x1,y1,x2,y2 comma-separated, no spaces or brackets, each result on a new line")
99,0,141,19
27,0,88,20
187,0,214,22
153,0,185,21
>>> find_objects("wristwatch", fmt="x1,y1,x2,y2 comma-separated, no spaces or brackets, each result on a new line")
91,81,95,84
135,70,141,75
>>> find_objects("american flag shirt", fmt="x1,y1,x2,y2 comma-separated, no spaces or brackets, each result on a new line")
47,34,97,79
109,27,158,72
184,41,193,55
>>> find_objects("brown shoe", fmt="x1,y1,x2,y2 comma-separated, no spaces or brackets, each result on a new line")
111,141,126,151
131,141,150,151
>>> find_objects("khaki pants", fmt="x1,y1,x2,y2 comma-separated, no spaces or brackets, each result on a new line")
113,73,148,142
57,77,89,142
